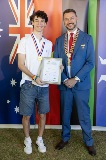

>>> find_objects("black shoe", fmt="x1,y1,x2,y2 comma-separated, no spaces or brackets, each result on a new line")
86,145,96,156
55,140,68,150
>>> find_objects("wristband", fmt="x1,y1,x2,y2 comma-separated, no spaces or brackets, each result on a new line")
32,75,39,81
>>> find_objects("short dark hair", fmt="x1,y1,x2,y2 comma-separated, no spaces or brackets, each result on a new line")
63,9,77,17
30,10,48,23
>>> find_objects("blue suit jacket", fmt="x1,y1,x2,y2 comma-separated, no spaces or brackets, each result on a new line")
54,30,95,90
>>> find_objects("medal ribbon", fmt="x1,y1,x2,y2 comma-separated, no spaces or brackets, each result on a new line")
31,33,45,56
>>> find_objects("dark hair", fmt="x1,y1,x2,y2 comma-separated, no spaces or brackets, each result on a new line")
63,9,77,17
30,10,48,23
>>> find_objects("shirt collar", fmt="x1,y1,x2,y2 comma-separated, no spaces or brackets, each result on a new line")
68,28,77,37
32,32,45,43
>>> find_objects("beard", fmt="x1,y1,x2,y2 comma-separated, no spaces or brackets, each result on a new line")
66,23,77,31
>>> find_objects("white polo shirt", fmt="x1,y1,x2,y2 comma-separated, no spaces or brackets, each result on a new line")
17,33,52,87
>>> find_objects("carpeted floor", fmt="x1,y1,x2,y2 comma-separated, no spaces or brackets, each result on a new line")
0,129,106,160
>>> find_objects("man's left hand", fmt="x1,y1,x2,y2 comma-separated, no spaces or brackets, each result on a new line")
64,78,77,88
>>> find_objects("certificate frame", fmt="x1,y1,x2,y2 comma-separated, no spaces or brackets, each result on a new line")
39,57,62,84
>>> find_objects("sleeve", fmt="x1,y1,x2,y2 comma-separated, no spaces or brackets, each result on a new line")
17,37,26,54
76,36,95,81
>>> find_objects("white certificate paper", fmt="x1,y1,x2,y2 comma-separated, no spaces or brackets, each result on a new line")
39,58,62,84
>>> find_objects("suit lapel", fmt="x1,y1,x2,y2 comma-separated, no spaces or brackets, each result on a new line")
60,34,69,76
73,30,85,58
62,34,67,58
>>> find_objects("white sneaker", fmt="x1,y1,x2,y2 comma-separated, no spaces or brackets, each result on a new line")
24,138,32,154
36,139,46,153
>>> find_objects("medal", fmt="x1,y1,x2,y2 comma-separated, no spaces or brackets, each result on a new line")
38,56,42,61
67,53,71,58
68,58,70,66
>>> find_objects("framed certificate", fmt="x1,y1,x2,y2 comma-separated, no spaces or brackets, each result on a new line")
39,57,62,84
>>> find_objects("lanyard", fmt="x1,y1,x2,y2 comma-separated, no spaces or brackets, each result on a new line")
31,33,45,61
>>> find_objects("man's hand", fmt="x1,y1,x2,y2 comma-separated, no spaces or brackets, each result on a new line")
64,78,77,88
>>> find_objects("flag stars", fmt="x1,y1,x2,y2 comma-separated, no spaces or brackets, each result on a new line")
99,56,106,65
98,56,106,83
10,78,17,87
14,106,19,114
7,100,10,104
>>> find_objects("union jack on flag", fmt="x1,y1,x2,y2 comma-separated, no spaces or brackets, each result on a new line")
8,0,34,64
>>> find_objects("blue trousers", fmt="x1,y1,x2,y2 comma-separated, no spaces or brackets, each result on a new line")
60,88,94,146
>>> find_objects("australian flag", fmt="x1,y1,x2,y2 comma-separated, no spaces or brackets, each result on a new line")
0,0,34,124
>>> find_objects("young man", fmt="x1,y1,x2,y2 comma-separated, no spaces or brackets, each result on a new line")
54,9,96,156
17,10,52,154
